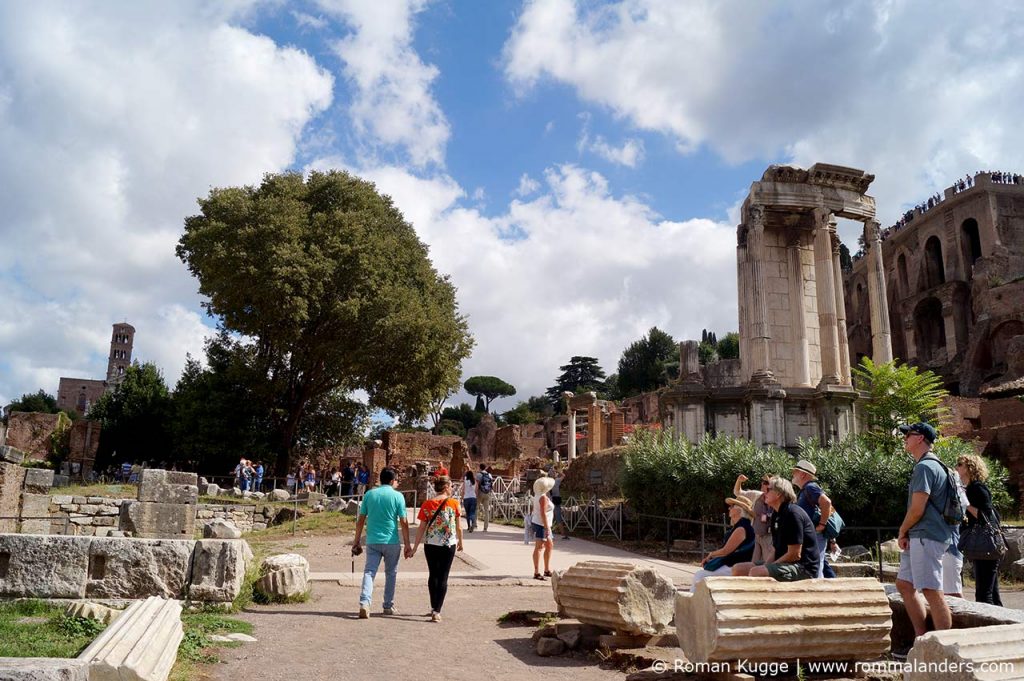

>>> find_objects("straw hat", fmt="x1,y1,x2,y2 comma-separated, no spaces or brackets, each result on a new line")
791,460,817,479
725,496,753,515
533,476,555,495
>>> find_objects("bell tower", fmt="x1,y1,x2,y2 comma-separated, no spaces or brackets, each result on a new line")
106,322,135,384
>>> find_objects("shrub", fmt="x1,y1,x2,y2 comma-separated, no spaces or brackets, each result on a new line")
622,431,1013,530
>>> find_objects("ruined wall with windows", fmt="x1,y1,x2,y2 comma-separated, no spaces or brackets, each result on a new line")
845,172,1024,396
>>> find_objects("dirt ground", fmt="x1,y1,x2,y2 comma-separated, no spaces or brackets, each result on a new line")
205,581,622,681
255,535,481,574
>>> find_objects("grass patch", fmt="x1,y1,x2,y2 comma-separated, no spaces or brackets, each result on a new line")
245,510,355,544
169,612,254,681
0,601,106,658
54,484,137,499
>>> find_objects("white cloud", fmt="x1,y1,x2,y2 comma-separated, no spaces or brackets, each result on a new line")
292,10,328,30
317,0,450,167
504,0,1024,226
343,162,737,403
516,173,541,197
576,111,645,167
0,2,333,402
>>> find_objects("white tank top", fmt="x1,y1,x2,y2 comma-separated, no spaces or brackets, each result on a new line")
463,479,476,499
532,494,554,527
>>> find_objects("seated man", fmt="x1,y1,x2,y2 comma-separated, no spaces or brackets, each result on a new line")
732,476,819,582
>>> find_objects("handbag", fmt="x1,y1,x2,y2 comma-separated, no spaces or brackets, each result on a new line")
957,510,1007,561
823,508,845,540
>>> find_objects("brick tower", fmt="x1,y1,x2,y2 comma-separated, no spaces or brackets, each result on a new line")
106,322,135,384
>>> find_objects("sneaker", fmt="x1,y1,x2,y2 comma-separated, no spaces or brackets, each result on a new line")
358,606,369,619
383,607,395,615
430,611,441,622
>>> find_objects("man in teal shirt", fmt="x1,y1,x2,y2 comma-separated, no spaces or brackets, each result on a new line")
352,467,410,618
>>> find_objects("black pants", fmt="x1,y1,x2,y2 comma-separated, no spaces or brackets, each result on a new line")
973,558,1002,606
424,544,457,613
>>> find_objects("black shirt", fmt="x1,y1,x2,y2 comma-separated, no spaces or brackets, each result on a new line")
964,480,995,527
770,501,819,577
721,518,755,567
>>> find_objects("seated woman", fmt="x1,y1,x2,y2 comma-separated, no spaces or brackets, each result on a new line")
690,496,755,592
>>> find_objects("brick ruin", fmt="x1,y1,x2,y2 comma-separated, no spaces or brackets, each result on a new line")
2,412,101,477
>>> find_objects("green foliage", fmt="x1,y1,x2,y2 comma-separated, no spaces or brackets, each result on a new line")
545,356,607,410
89,362,174,465
463,375,516,412
4,389,60,424
501,400,541,425
0,601,106,657
623,431,1013,528
623,431,794,519
852,357,948,449
47,411,73,467
440,402,482,432
616,327,677,397
177,170,473,469
437,418,466,437
697,342,718,365
716,332,740,360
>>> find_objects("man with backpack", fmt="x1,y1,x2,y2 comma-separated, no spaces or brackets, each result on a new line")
895,422,955,640
477,464,493,532
791,460,832,578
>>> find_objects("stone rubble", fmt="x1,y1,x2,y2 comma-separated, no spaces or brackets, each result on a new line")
255,553,309,601
78,596,183,681
551,560,675,635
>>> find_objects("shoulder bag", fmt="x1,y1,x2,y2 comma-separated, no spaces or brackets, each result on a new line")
957,508,1007,561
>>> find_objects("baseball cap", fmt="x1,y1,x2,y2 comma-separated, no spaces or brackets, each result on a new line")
898,422,938,444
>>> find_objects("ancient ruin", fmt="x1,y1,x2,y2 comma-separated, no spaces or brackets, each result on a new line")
675,577,892,663
906,623,1024,681
550,560,675,635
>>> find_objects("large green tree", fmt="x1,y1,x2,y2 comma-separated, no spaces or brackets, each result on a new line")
5,390,60,418
852,357,948,450
545,356,607,410
463,375,516,412
88,362,174,465
616,327,677,397
177,171,473,471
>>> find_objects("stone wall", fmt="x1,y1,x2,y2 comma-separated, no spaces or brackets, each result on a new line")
49,496,126,537
951,396,1024,500
67,420,101,477
493,424,547,461
4,412,59,461
0,462,26,533
196,503,274,533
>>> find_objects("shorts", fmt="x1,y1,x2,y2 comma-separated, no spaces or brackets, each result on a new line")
766,562,813,582
897,536,948,592
532,523,548,540
941,546,964,595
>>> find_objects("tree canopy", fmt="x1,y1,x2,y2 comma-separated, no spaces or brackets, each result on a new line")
88,362,174,465
616,327,677,397
5,389,60,418
463,375,516,412
545,356,607,410
176,170,473,469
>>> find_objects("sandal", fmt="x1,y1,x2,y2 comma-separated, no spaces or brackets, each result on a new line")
543,571,552,577
533,573,545,581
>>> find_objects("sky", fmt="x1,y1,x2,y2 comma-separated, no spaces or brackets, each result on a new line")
2,0,1023,416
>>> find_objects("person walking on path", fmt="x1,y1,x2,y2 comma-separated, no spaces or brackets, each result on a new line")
530,476,555,580
352,467,411,619
477,464,494,531
462,470,478,532
895,422,953,639
791,460,832,578
410,475,463,622
734,474,773,563
956,454,1003,606
691,495,755,591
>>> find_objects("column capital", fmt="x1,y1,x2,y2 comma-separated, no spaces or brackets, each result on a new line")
748,204,765,230
864,219,882,243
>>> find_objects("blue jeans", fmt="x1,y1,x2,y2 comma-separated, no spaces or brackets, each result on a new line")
360,544,401,609
464,497,477,527
814,532,826,578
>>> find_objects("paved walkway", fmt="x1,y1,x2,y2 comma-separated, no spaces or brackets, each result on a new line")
313,520,699,588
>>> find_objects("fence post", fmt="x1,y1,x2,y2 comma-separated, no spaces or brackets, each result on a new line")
592,497,598,538
700,520,706,557
876,528,883,583
665,518,671,559
292,496,298,536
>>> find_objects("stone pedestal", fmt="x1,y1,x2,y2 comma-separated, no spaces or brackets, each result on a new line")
676,577,891,663
551,560,675,635
119,501,196,539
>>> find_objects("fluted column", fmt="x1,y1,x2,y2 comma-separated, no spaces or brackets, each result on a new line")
864,220,894,364
564,392,577,460
746,205,775,383
788,233,811,386
831,227,852,385
813,209,840,386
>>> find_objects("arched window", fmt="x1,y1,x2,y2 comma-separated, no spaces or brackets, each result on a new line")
897,253,909,296
923,236,945,289
914,297,946,364
961,218,982,276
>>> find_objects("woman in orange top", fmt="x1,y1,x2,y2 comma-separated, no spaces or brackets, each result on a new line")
410,475,463,621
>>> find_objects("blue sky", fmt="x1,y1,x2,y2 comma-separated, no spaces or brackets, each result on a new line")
2,0,1023,416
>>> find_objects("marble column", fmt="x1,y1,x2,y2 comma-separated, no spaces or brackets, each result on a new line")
787,232,811,387
567,410,576,460
831,226,852,385
813,209,840,385
746,205,775,383
864,220,894,364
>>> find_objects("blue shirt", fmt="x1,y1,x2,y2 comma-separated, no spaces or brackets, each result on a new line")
796,481,823,524
908,454,954,544
359,485,407,545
